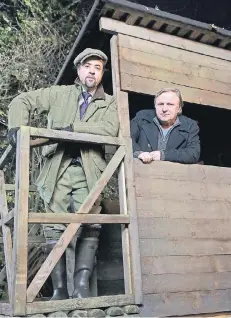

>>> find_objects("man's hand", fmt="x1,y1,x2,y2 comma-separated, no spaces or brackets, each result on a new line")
138,152,153,163
150,151,161,161
7,127,20,147
53,125,73,132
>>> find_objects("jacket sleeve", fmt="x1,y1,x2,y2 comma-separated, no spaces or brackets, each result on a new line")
163,121,200,164
130,116,143,158
8,87,58,129
71,97,119,137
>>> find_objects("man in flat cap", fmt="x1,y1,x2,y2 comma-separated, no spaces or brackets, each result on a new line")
8,48,119,299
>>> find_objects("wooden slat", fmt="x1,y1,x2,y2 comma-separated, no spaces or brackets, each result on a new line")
118,161,132,295
110,35,130,137
140,238,231,257
141,255,231,275
28,213,129,224
200,34,217,45
141,290,231,317
138,218,231,240
11,127,30,316
152,20,164,31
134,160,231,184
26,295,134,315
100,17,231,61
125,14,140,25
30,127,124,146
165,24,177,34
120,72,231,109
143,272,231,294
112,9,123,20
118,34,231,75
139,16,153,27
111,35,133,297
123,138,143,304
136,198,231,220
120,57,231,96
0,173,12,301
26,146,125,302
188,30,202,40
135,178,231,202
0,145,14,169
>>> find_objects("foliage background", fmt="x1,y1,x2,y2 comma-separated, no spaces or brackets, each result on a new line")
0,0,93,298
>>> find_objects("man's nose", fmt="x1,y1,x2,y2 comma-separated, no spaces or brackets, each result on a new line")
162,104,168,111
89,67,95,74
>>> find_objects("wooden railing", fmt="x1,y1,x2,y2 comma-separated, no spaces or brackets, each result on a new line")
0,126,142,316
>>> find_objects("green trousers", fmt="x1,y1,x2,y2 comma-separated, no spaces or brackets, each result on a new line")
44,163,89,240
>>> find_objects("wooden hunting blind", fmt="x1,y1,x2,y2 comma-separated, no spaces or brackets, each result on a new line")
1,0,231,316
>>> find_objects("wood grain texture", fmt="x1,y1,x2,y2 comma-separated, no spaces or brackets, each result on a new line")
0,172,13,302
143,272,231,294
141,290,231,316
11,127,30,316
121,72,231,109
140,239,231,257
141,255,231,275
26,295,134,315
100,17,231,61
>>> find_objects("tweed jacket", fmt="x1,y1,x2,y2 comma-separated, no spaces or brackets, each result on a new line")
8,83,119,202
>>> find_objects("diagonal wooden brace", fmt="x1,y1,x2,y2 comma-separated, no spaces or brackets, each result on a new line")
26,145,125,302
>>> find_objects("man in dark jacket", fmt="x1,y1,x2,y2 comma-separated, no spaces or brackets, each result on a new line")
130,88,200,164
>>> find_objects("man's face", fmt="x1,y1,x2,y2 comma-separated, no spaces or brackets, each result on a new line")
77,57,104,91
155,91,181,127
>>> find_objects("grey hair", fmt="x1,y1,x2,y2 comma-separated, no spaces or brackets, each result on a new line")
154,88,184,114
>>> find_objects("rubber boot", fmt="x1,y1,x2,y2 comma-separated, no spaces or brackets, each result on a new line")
43,241,69,300
72,237,98,298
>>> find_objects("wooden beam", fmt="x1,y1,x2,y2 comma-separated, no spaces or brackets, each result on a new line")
118,34,231,82
26,295,134,315
118,161,132,295
28,213,130,224
110,35,130,137
30,127,124,146
120,72,231,109
123,138,143,304
26,146,126,302
120,56,231,96
0,172,13,303
5,184,37,192
100,17,231,62
0,145,14,169
11,127,30,316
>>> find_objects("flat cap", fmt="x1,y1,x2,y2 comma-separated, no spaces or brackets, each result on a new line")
74,48,108,66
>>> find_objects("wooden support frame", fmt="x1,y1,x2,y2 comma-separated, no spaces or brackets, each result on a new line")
0,122,142,315
111,35,142,304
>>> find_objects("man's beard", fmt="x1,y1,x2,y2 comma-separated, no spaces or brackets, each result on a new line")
85,78,96,88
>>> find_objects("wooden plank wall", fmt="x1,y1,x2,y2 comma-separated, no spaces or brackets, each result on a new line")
117,33,231,109
134,160,231,316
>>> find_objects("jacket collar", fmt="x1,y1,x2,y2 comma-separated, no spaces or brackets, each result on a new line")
74,78,106,101
142,115,188,150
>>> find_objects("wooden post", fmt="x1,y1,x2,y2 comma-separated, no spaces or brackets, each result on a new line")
0,171,13,302
11,127,30,316
110,35,143,303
